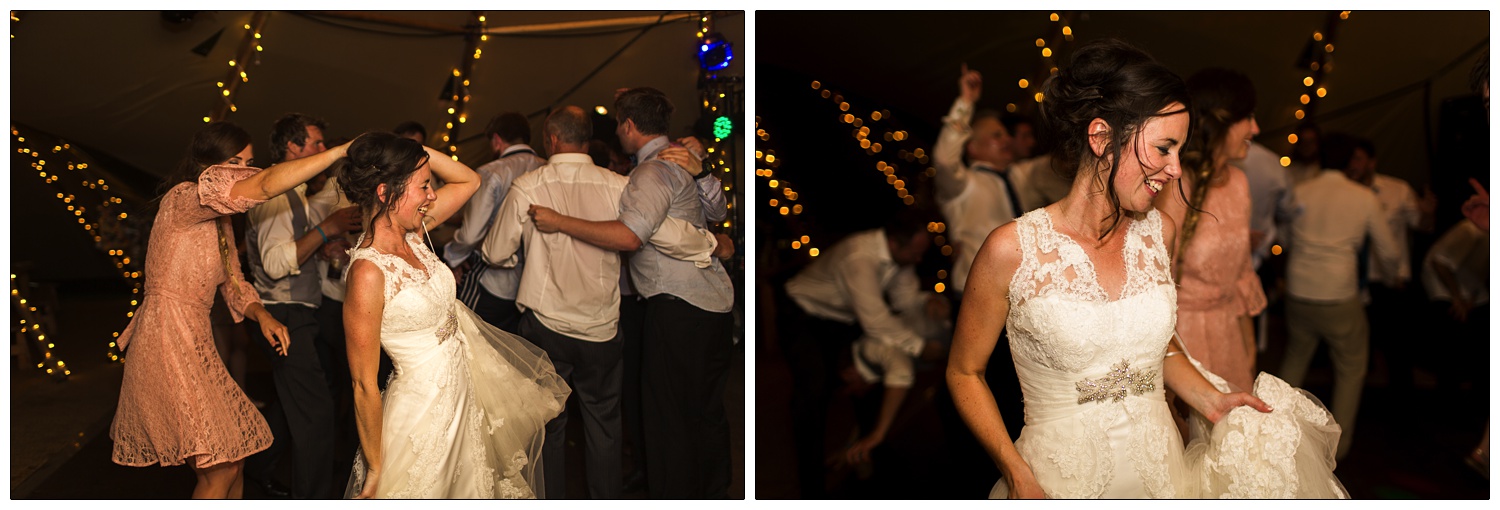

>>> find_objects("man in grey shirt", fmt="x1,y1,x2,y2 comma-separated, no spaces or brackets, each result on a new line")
531,87,734,498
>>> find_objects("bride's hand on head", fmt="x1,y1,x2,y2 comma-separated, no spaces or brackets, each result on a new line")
1204,391,1273,424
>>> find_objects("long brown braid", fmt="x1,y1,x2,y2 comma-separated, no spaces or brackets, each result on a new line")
1170,105,1230,279
1175,67,1257,278
216,216,249,306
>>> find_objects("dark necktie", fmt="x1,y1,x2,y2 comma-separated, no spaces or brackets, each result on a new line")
977,164,1023,219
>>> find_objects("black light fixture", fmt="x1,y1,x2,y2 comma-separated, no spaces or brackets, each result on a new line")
161,11,197,24
191,27,224,57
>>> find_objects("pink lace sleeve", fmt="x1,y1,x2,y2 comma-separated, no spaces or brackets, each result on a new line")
1235,265,1267,317
195,165,266,217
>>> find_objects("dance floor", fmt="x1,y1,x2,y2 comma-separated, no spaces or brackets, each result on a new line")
11,281,746,499
754,300,1491,499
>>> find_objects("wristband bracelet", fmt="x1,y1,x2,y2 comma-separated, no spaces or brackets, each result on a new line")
694,164,715,180
315,225,329,243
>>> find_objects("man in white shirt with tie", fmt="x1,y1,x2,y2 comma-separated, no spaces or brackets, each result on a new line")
931,65,1020,302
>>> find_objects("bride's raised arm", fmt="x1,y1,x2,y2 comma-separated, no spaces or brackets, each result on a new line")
345,257,387,499
945,222,1044,499
418,146,480,229
1156,208,1273,423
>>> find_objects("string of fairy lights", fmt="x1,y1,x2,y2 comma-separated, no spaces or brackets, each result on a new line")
698,11,740,234
808,80,926,207
1006,12,1077,115
804,79,958,291
12,126,141,374
755,118,820,257
12,273,69,379
11,10,18,40
205,12,271,123
1278,10,1351,168
438,12,487,159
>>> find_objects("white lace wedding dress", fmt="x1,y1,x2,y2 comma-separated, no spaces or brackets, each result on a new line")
344,232,570,499
992,208,1347,499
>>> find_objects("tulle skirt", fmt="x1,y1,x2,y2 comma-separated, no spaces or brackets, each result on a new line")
346,302,570,499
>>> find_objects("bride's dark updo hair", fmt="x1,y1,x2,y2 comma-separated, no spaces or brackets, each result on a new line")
1040,38,1191,239
336,131,430,224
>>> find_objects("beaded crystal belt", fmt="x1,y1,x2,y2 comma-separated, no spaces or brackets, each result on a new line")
1075,359,1158,405
435,307,459,343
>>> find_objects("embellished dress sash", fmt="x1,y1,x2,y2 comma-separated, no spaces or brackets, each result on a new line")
1013,355,1165,425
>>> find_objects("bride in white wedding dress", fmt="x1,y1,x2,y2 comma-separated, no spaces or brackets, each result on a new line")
946,39,1347,499
337,133,571,498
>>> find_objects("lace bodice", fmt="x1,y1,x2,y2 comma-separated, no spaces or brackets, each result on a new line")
346,232,456,337
1006,208,1177,375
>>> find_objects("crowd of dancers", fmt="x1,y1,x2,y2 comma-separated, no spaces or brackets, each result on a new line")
775,39,1489,498
108,87,739,499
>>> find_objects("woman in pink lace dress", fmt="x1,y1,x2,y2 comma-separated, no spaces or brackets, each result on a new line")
1154,68,1266,392
110,122,351,498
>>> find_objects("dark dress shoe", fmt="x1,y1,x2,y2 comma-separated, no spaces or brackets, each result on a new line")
249,476,292,498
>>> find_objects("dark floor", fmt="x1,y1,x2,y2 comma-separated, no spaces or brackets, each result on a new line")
11,282,745,500
755,300,1492,499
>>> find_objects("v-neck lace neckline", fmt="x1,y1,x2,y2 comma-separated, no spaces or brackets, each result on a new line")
359,232,432,282
1036,207,1140,303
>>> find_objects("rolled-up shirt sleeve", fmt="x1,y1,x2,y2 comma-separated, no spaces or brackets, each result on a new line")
649,215,718,268
247,194,302,280
618,162,677,245
856,338,916,388
840,255,926,357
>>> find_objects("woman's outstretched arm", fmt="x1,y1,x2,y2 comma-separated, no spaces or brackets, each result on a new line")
230,141,351,202
419,146,480,228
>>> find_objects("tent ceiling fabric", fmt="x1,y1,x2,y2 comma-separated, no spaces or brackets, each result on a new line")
758,11,1487,188
11,11,744,178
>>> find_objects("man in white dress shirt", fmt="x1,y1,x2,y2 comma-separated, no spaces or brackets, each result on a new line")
1278,132,1401,460
243,113,361,499
484,107,629,499
444,112,546,334
780,214,945,497
931,65,1020,300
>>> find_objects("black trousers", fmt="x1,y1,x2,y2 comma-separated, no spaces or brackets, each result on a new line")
776,292,859,499
473,288,523,335
619,295,648,480
642,295,735,499
520,310,623,499
246,303,337,499
1368,283,1417,392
